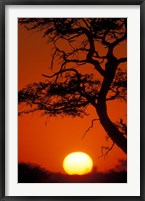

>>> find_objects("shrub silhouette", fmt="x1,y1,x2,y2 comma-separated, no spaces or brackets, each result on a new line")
18,163,127,183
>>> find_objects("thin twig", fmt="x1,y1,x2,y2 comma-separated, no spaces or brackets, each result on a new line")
81,118,99,140
99,142,115,159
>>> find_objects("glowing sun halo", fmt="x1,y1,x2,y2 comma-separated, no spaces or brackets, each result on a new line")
63,152,93,175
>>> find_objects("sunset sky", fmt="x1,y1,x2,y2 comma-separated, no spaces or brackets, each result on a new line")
18,19,127,175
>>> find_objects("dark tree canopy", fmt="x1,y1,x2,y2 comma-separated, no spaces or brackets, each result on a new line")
18,18,127,155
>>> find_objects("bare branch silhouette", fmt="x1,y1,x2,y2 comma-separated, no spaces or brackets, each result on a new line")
81,118,99,140
99,142,115,159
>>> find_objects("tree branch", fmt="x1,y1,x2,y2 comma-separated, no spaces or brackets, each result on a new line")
42,68,80,79
118,57,127,64
81,118,99,140
99,142,115,159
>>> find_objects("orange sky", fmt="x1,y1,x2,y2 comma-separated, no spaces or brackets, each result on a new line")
18,21,127,174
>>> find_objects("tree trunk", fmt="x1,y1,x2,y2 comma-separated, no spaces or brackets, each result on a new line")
96,101,127,154
95,59,127,155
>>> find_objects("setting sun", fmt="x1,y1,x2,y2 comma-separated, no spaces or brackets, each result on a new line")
63,152,93,175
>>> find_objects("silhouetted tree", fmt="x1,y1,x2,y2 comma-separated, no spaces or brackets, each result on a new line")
18,18,127,154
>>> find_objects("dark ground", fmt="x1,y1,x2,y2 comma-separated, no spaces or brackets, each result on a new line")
18,163,127,183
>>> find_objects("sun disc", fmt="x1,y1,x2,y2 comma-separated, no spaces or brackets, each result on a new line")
63,152,93,175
